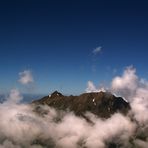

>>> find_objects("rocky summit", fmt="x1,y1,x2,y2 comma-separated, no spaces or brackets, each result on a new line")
32,91,130,118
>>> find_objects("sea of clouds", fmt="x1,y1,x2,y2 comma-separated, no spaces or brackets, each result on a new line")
0,67,148,148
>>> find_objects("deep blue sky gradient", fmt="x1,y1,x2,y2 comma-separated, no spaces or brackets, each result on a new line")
0,0,148,94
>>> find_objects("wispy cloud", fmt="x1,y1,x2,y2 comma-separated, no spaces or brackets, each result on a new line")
85,81,106,93
92,46,102,55
18,70,34,85
85,81,98,92
6,89,23,104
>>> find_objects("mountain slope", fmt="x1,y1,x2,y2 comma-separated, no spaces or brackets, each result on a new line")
32,91,130,118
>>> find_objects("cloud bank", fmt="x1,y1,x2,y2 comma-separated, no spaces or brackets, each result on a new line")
0,66,148,147
0,99,135,148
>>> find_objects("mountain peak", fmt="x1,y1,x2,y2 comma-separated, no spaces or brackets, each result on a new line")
32,91,130,119
50,91,63,97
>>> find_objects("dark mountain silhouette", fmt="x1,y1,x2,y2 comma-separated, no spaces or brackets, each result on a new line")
31,91,147,148
32,91,130,119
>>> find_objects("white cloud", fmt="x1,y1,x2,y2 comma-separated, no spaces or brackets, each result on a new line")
85,81,98,93
111,66,148,125
111,66,138,100
6,89,23,104
85,81,106,93
18,70,34,85
0,100,136,148
92,46,102,55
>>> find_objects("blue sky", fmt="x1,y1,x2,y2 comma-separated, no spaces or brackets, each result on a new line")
0,0,148,95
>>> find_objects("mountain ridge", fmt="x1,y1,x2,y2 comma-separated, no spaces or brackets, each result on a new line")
32,91,131,119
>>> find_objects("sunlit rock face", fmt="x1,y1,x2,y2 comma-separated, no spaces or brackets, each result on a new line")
32,91,130,119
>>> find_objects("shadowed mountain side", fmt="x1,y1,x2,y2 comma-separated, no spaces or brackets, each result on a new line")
32,91,130,118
